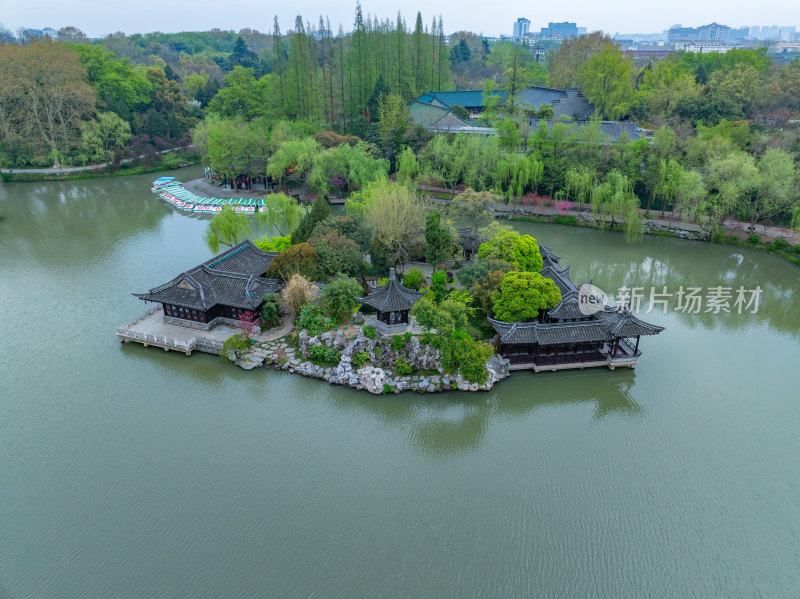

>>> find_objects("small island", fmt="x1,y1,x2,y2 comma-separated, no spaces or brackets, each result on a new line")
118,179,663,394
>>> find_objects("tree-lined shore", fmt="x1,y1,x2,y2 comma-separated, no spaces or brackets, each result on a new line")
2,8,799,244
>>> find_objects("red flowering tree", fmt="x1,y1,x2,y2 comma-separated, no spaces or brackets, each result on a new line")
236,311,260,339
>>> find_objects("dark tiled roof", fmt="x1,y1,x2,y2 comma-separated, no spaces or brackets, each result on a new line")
489,244,664,345
202,240,280,276
409,100,452,127
409,101,497,134
539,244,561,267
135,240,283,310
547,290,588,320
517,87,593,119
487,318,614,345
136,269,283,310
530,119,650,142
358,268,424,313
540,264,577,295
489,312,663,346
594,308,665,337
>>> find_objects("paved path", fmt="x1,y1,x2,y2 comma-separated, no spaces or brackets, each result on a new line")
489,201,798,243
255,313,294,343
1,146,192,174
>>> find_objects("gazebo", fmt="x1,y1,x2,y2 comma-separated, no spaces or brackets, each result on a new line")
358,268,425,334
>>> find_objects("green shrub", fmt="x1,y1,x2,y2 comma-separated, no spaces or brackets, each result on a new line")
446,271,454,283
420,332,443,348
162,153,182,169
430,271,448,303
794,245,800,256
748,234,762,245
553,214,577,226
440,331,493,384
220,333,252,362
711,229,727,243
307,344,340,364
382,383,394,394
260,293,281,329
394,358,413,375
319,275,362,324
457,258,512,288
362,325,376,339
769,238,790,252
401,268,425,290
296,303,332,337
391,334,409,350
352,351,370,368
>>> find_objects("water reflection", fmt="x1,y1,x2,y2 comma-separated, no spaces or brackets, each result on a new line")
1,175,174,262
308,369,642,456
512,222,800,340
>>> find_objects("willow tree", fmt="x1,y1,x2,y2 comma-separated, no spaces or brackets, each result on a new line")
564,166,598,209
748,148,797,232
420,134,465,197
703,152,759,236
204,206,252,253
257,193,302,236
653,157,683,217
494,153,544,203
306,142,388,196
590,169,644,242
577,45,635,120
266,137,317,186
396,146,420,184
674,169,706,222
347,178,425,265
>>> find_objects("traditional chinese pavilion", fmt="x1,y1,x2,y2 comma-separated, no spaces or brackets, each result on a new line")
489,245,664,372
358,268,425,334
135,240,283,330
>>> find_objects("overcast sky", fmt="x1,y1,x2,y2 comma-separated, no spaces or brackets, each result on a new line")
2,0,799,38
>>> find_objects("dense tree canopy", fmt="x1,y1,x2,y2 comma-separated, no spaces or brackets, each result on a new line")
490,271,562,321
477,229,543,272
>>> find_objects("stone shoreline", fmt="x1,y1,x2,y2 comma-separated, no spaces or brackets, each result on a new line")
234,328,510,394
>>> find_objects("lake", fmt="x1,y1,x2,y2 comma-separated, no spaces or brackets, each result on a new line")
1,168,799,598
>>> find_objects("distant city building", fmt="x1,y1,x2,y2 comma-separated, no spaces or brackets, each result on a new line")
539,22,580,39
750,25,796,41
667,22,748,43
673,41,734,53
769,41,800,55
513,18,530,40
614,33,665,43
16,26,58,40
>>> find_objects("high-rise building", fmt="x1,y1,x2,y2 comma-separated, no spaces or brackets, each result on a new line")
668,22,736,43
749,25,795,41
513,18,531,40
539,22,580,39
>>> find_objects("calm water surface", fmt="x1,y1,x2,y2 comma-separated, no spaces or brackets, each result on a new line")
1,169,799,598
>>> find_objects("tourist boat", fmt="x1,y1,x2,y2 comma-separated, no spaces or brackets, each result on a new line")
234,205,256,214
